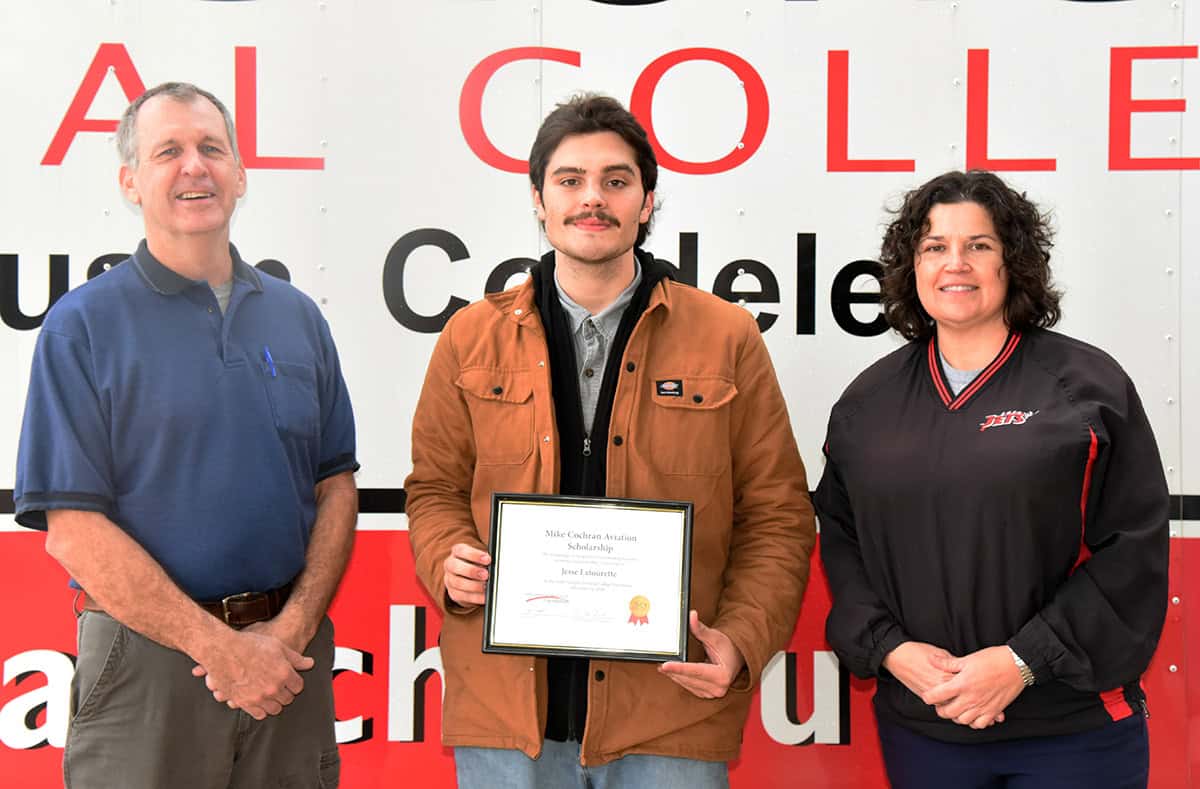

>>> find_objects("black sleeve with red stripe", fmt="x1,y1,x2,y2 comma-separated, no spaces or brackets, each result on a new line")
1007,357,1169,692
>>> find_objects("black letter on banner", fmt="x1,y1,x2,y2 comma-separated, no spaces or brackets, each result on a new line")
87,253,129,280
383,229,470,333
830,259,887,337
712,259,779,333
796,233,816,335
0,254,70,331
656,232,698,287
255,259,291,282
485,258,537,294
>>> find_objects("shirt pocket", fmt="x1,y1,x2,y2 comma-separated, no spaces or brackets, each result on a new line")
647,375,738,476
456,367,534,465
264,361,321,440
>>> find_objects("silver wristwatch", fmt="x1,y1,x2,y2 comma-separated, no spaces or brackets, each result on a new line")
1008,647,1035,687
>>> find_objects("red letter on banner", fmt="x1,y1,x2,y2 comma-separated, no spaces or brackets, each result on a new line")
965,49,1055,171
1109,46,1200,170
42,43,146,165
234,47,324,170
629,48,768,175
460,48,581,174
826,50,913,172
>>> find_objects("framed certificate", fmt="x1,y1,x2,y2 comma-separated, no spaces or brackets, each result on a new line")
482,493,693,662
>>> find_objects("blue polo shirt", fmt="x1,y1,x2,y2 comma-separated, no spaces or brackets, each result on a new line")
14,241,358,600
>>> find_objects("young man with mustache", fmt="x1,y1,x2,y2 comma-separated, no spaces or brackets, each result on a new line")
14,82,358,788
406,93,815,787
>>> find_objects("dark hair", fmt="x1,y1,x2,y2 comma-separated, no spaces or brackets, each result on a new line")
879,170,1061,340
117,82,239,168
529,93,658,246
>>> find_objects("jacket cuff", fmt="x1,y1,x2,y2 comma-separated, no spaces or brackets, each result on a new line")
871,623,912,676
715,619,767,693
1008,616,1057,685
444,592,480,616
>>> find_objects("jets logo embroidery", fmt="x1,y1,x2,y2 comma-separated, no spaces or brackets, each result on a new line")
979,410,1038,432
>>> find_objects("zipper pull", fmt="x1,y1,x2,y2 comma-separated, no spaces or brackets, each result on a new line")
582,436,591,457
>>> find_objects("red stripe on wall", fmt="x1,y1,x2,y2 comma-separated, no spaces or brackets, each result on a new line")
1071,426,1100,574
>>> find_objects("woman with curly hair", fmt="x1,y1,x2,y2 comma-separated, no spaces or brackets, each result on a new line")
815,170,1168,788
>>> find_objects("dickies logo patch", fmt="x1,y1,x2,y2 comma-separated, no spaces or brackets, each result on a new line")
656,379,683,397
979,410,1038,432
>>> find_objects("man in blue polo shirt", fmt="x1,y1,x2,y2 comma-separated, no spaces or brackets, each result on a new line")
13,82,357,788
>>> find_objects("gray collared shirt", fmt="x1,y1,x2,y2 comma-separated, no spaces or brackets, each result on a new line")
555,259,643,433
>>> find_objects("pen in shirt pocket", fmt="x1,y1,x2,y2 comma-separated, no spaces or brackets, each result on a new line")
263,345,277,377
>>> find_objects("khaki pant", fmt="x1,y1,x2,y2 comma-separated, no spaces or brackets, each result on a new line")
65,611,340,789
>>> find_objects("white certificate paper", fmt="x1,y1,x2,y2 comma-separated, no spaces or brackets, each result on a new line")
484,494,692,662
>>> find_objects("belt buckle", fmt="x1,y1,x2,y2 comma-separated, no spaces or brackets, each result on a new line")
220,591,264,625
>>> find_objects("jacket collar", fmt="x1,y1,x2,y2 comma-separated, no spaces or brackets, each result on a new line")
131,239,263,296
486,248,676,327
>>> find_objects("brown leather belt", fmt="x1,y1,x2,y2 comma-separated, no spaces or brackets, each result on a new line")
81,581,293,628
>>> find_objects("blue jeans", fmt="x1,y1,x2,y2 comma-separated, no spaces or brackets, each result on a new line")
454,739,729,789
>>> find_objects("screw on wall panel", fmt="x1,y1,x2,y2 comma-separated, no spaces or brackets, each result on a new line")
320,140,328,147
1169,136,1178,144
1170,664,1179,672
103,208,110,216
738,268,746,276
1168,466,1176,474
737,208,745,216
1166,334,1174,342
952,78,962,87
1167,397,1175,405
737,141,745,149
1166,268,1175,275
320,297,328,305
320,206,327,213
1165,209,1173,216
1172,596,1181,605
318,264,326,271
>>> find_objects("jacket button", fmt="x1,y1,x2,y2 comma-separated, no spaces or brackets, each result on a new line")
584,368,595,378
625,361,635,372
594,670,605,681
612,435,623,446
493,386,503,395
693,394,704,404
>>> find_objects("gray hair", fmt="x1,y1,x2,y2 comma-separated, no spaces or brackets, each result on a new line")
116,82,240,168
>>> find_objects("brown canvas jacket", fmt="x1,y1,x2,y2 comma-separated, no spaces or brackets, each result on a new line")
405,273,815,766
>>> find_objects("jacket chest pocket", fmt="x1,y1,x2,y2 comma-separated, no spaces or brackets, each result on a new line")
646,375,737,476
264,361,320,440
456,368,534,465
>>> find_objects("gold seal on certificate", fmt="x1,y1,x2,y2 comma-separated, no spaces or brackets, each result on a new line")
482,493,693,662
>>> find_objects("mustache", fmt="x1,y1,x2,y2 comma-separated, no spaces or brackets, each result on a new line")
565,211,620,227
